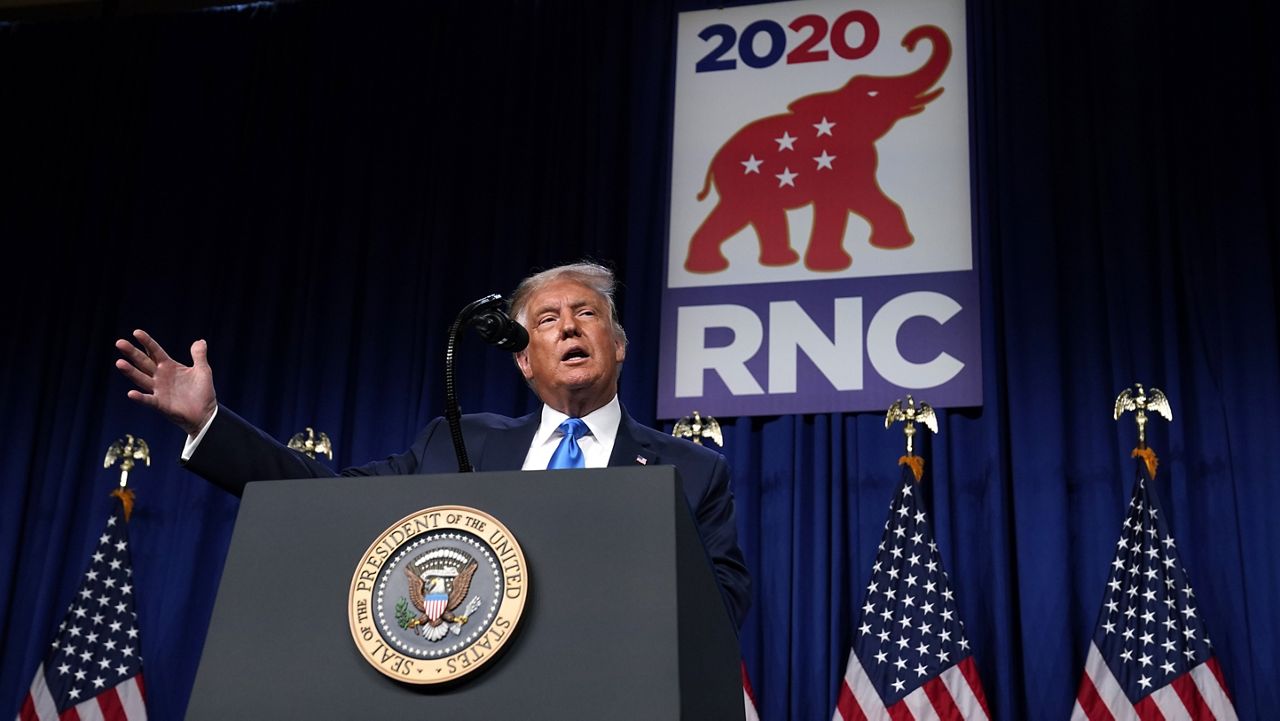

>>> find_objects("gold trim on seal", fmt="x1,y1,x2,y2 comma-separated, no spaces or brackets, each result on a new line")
348,505,528,684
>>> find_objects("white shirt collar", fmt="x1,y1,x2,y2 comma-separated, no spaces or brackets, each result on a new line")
525,395,622,470
535,394,621,445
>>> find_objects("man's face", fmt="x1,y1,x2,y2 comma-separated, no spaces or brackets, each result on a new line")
515,278,625,417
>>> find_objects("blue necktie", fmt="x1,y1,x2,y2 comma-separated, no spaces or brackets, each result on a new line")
547,418,588,469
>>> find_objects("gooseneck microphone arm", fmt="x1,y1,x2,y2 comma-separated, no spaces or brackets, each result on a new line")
445,294,530,472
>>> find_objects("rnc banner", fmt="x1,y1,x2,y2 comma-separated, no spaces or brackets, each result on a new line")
658,0,980,418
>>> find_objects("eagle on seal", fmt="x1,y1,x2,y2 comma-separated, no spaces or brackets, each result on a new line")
405,560,480,642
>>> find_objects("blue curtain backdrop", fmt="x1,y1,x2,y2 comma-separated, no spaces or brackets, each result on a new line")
2,1,1277,718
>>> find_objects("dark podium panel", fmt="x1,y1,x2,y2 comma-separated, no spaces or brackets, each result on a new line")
186,467,741,719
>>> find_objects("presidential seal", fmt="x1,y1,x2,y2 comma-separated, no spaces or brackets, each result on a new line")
348,506,528,684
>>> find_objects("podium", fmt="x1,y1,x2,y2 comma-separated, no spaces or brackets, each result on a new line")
186,466,742,719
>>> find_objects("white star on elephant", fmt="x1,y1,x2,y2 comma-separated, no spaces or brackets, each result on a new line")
775,167,798,187
813,150,836,170
814,116,836,136
741,155,762,174
774,131,796,151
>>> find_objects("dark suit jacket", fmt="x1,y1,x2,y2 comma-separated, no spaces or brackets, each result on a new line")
186,405,751,627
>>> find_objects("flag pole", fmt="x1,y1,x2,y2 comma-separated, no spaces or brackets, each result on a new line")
1071,385,1238,719
21,437,151,719
832,394,990,720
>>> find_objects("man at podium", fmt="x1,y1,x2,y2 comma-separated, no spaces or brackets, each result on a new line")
114,261,750,627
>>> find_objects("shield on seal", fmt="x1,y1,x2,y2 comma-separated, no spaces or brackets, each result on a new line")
422,590,448,623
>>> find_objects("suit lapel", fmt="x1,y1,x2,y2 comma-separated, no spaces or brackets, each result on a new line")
609,408,659,468
477,411,541,471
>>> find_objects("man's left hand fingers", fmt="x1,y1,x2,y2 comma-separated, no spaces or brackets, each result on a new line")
115,358,155,391
115,338,156,375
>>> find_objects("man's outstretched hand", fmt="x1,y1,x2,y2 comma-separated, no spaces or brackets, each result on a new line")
115,329,218,437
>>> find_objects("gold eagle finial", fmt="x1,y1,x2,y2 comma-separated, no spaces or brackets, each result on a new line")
885,395,937,458
287,427,334,460
1114,383,1172,450
103,434,150,488
672,411,724,448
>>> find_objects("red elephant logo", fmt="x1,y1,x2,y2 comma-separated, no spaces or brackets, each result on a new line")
685,25,951,274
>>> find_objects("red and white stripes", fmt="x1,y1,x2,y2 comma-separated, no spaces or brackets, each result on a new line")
1072,642,1236,721
18,664,147,721
834,652,990,721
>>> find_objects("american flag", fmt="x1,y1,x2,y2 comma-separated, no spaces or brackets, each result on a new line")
1071,461,1237,721
17,497,147,721
833,465,989,721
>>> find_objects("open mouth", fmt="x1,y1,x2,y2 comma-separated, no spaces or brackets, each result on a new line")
561,348,590,362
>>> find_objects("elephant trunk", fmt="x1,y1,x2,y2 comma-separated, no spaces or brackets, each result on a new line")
893,25,952,101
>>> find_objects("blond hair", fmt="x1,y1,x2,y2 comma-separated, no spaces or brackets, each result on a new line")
508,261,628,348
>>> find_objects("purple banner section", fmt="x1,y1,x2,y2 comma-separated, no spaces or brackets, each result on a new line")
656,271,981,419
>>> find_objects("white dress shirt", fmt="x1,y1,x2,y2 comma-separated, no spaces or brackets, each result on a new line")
521,395,621,470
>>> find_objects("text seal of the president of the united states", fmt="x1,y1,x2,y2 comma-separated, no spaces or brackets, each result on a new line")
348,505,528,684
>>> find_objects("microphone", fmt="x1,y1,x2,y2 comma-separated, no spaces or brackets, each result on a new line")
444,293,529,472
468,295,529,352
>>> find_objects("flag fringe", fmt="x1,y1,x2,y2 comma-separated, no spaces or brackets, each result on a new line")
110,488,136,522
1131,447,1158,479
899,455,925,482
